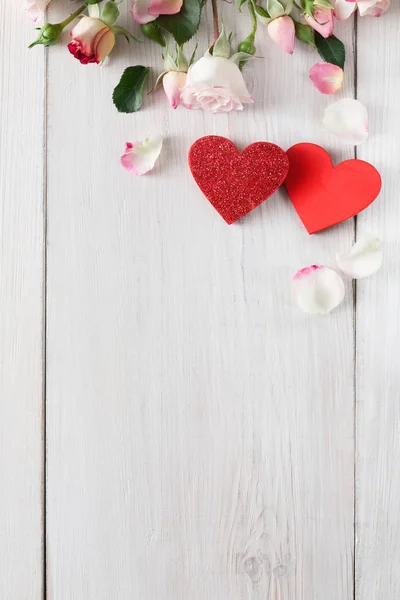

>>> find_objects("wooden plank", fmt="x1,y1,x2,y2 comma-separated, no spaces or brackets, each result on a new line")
46,4,355,598
356,8,400,600
0,4,44,599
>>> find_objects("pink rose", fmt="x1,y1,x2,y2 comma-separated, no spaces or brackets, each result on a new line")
304,6,334,38
68,17,115,65
163,71,187,109
20,0,51,22
180,53,254,113
131,0,183,24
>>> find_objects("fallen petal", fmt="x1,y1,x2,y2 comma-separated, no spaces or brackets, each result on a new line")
310,62,343,94
120,133,163,175
293,265,345,314
336,233,382,278
323,98,368,145
334,0,357,19
268,16,295,54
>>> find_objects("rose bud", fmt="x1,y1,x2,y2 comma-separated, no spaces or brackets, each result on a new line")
29,22,63,48
162,71,187,109
140,22,166,46
68,16,115,65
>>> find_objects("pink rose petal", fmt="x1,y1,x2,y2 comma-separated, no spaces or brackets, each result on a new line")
310,62,344,94
293,265,345,315
148,0,183,16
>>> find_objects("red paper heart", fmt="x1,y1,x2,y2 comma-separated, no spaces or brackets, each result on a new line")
188,136,289,224
285,143,382,234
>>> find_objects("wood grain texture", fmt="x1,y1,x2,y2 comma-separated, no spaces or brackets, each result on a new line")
356,6,400,600
46,3,356,598
0,4,44,599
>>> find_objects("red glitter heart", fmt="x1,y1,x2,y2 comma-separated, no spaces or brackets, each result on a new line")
188,136,289,224
285,143,382,234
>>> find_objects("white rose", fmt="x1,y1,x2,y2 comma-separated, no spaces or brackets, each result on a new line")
180,53,254,113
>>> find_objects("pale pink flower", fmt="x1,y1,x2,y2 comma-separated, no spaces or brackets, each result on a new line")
180,54,253,113
120,134,163,175
336,233,382,278
268,16,295,54
131,0,182,24
310,62,343,94
20,0,51,22
323,98,368,145
68,17,115,65
293,265,345,315
163,71,187,109
304,6,334,38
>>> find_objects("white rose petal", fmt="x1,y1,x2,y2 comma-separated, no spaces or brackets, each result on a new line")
120,133,163,175
334,0,357,20
323,98,369,145
336,233,382,278
293,265,345,315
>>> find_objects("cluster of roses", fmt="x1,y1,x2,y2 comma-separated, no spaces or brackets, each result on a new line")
24,0,390,114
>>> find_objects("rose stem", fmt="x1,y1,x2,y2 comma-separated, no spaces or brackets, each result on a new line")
211,0,219,42
59,2,88,29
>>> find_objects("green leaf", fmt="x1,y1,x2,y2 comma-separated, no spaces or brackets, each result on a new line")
213,23,231,58
88,3,100,17
229,51,256,65
140,22,166,46
303,0,314,17
294,21,315,47
101,1,120,26
112,66,150,113
284,0,293,14
112,25,141,42
238,0,248,9
315,0,333,8
155,0,201,45
254,4,270,23
314,32,345,68
267,0,285,18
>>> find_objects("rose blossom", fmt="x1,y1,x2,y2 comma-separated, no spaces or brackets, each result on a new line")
180,53,254,113
68,17,115,65
20,0,51,22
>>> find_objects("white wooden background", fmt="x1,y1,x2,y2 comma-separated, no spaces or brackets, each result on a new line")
0,0,399,598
